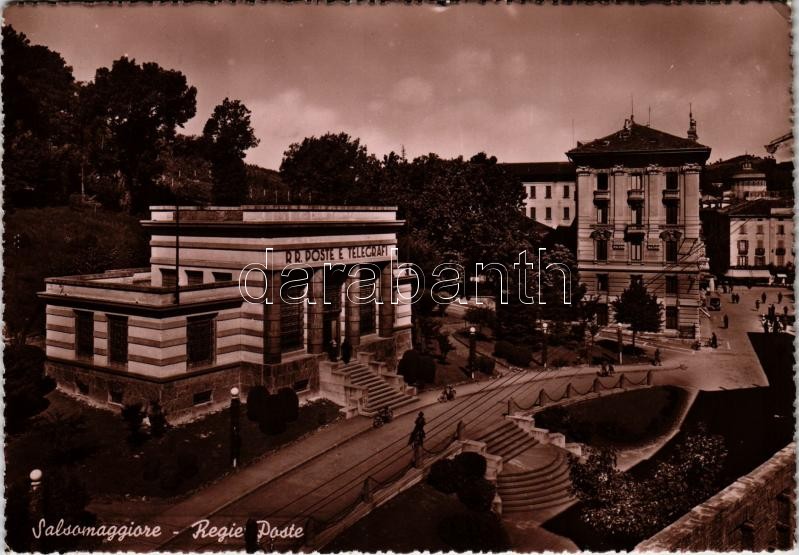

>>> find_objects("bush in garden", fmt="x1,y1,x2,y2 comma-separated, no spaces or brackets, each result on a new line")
457,476,496,512
493,340,513,360
3,344,54,434
427,458,461,494
277,387,299,422
246,385,269,422
453,452,487,480
475,355,495,375
398,349,421,384
418,354,437,384
149,400,169,437
507,345,532,367
259,393,287,435
121,402,147,445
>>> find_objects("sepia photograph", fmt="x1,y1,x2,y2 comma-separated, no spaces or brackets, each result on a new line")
1,2,796,553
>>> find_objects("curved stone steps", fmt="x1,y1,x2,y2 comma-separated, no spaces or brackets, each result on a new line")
497,447,574,514
478,421,539,461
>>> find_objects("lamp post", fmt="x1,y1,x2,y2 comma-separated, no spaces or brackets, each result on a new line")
542,322,549,369
617,323,623,365
468,326,477,378
29,469,42,552
230,387,241,468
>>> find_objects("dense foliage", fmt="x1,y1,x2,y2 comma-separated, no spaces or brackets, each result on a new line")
611,281,664,346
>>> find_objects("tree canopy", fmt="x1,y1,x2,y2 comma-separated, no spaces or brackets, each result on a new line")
611,281,663,346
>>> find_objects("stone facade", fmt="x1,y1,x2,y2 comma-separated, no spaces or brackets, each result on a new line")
637,442,796,551
568,117,712,336
40,205,414,423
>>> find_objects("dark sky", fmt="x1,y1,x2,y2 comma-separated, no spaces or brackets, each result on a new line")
5,3,793,169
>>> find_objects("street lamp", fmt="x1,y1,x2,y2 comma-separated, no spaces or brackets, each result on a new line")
29,469,43,552
468,326,477,378
617,323,623,365
230,387,241,468
542,322,549,369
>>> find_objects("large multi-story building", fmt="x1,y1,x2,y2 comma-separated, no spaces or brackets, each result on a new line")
41,205,415,422
502,162,576,228
568,115,711,335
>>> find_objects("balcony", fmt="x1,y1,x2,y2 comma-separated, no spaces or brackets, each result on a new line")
625,224,646,237
662,189,680,202
627,189,645,204
593,189,610,204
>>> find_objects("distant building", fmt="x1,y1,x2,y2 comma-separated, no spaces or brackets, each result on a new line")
765,132,793,163
730,161,769,200
502,162,576,229
704,198,795,283
568,114,711,336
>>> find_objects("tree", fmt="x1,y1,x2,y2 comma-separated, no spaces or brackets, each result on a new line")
81,56,197,212
280,132,381,205
203,98,259,205
611,281,663,347
2,25,80,209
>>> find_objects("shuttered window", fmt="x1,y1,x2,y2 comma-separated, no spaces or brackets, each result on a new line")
75,310,94,358
187,314,216,367
108,315,128,365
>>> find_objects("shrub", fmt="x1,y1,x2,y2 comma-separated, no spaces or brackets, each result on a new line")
475,355,496,375
259,393,287,435
4,344,54,434
398,349,421,384
121,402,147,444
453,452,487,480
277,387,299,422
427,458,460,494
246,385,269,422
465,306,496,332
507,345,532,367
457,476,496,512
149,401,169,437
493,340,513,359
418,354,437,384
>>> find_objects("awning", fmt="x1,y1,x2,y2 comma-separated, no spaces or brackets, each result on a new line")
725,269,772,279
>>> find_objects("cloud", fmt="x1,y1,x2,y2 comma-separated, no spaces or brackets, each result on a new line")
391,76,434,105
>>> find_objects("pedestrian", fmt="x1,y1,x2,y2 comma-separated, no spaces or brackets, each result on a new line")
723,314,729,329
328,338,339,362
778,291,783,304
730,283,734,293
755,299,760,310
654,348,662,366
761,291,767,304
770,304,776,320
710,332,718,349
409,411,426,446
608,362,615,376
763,320,769,334
784,305,789,316
599,360,607,377
774,319,782,333
341,338,352,364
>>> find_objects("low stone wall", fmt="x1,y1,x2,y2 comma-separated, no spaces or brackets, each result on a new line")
636,442,796,551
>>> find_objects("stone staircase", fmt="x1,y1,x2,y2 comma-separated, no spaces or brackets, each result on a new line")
344,360,417,414
496,447,574,514
478,420,540,461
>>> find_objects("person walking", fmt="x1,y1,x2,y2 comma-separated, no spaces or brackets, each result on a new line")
608,362,615,376
653,348,662,366
783,305,789,317
409,411,426,446
599,360,608,377
755,299,760,311
761,291,767,304
778,291,783,304
723,314,729,329
710,332,718,349
328,338,339,362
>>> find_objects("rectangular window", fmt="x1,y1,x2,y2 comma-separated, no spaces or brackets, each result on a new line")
528,185,536,199
596,240,608,261
563,185,570,199
737,255,748,266
739,223,747,235
187,314,216,367
737,240,749,254
666,240,678,263
186,270,204,286
754,255,766,267
776,255,785,266
597,274,609,292
161,268,177,288
597,205,608,224
75,310,94,358
777,224,785,235
630,242,642,261
108,315,128,365
530,207,536,221
756,224,764,235
213,271,233,282
632,206,643,225
630,173,642,189
545,185,552,199
666,172,678,190
563,206,570,220
597,173,609,191
666,306,679,330
281,283,305,352
666,276,678,295
359,277,377,336
193,390,213,406
666,204,678,225
545,207,552,220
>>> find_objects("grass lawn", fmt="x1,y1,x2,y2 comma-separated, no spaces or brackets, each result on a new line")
326,482,510,553
534,386,689,448
4,390,341,500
